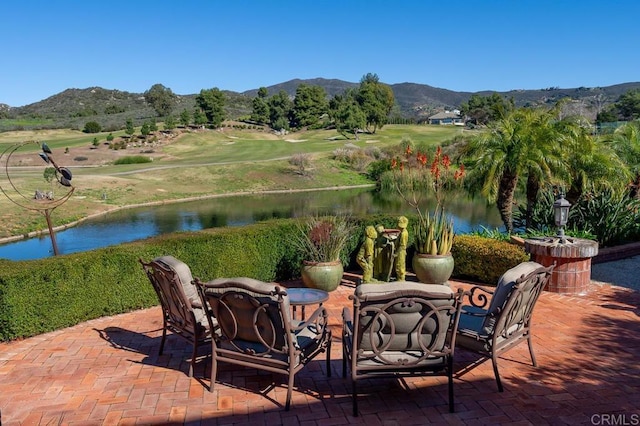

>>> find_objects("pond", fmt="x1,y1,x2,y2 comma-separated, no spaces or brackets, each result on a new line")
0,187,504,261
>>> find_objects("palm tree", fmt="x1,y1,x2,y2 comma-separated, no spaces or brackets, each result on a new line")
608,121,640,198
458,107,565,233
559,116,629,204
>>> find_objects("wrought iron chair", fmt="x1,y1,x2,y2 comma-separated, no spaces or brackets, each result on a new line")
139,256,215,377
342,282,465,416
196,277,332,410
456,261,554,391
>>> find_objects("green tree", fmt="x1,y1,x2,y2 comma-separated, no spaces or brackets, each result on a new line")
144,83,177,117
556,116,628,204
195,88,226,128
609,120,640,198
329,89,366,140
250,87,270,124
460,93,514,125
104,104,125,114
268,90,293,130
292,84,328,128
140,122,151,139
356,73,394,133
193,108,207,126
164,116,176,130
106,133,114,143
459,107,566,232
616,89,640,121
125,119,135,138
43,167,56,184
596,106,618,124
179,109,191,127
83,121,102,133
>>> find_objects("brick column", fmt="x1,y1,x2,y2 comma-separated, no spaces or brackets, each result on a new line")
525,238,598,295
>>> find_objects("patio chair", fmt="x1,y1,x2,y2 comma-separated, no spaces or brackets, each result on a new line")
139,255,215,377
456,261,554,392
342,282,465,416
195,277,332,410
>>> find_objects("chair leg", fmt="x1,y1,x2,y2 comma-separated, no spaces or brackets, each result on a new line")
342,345,347,378
352,380,358,417
527,335,538,367
209,352,217,393
285,372,294,411
491,353,504,392
188,341,198,378
326,338,332,378
448,356,455,413
159,323,167,355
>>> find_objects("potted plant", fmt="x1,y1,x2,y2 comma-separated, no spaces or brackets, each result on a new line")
292,214,354,291
388,145,465,284
412,207,455,284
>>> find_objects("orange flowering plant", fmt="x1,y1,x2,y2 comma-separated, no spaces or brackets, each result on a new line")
390,145,465,255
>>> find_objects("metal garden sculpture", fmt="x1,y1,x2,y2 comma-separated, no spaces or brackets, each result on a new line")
0,141,74,255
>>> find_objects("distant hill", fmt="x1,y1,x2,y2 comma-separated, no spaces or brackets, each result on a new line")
2,78,639,131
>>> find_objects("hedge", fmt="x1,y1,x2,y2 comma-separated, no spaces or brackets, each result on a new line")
0,216,527,341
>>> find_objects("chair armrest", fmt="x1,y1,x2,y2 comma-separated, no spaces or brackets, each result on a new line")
465,285,494,309
342,306,352,323
342,306,353,337
291,305,329,335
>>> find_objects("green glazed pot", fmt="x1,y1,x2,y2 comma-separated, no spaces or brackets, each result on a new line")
412,253,454,284
301,260,344,292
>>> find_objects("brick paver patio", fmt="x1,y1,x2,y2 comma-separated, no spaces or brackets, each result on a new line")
1,275,639,425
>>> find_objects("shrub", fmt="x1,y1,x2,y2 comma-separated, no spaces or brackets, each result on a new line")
0,215,526,342
110,140,127,150
83,121,102,133
113,156,152,165
452,235,530,284
289,153,311,175
514,187,640,247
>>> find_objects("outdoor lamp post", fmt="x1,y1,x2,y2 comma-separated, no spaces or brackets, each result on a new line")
553,192,571,244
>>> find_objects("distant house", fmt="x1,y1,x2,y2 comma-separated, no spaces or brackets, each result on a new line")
427,111,464,125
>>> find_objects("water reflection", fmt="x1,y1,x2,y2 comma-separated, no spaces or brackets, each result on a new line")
0,188,503,261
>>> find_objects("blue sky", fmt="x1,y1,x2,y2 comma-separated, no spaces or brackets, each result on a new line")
2,0,639,107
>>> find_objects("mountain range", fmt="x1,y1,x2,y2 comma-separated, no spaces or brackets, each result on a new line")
2,78,639,131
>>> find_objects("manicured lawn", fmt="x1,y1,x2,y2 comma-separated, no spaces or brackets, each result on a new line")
0,125,467,238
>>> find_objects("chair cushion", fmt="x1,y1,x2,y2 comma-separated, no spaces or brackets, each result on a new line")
356,282,453,300
203,277,291,314
202,277,291,349
482,261,542,332
155,255,197,303
354,282,455,352
153,255,214,330
458,306,487,334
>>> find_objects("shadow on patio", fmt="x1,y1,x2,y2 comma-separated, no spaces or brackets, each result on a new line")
0,279,638,425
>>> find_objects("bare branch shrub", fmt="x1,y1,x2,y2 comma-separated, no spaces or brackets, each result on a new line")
289,152,311,175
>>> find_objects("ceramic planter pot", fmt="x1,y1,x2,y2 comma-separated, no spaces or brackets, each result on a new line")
301,260,344,292
412,252,454,284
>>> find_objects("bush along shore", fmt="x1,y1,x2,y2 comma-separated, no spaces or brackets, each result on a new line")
0,214,529,342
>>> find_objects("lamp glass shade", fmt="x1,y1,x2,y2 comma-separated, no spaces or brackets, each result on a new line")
553,196,571,227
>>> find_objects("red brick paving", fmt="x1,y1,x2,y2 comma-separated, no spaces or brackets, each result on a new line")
1,276,639,425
